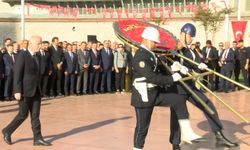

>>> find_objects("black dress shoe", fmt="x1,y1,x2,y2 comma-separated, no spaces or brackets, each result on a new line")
34,139,52,146
94,91,99,94
2,130,12,145
172,144,181,150
57,93,64,97
215,131,238,148
191,137,207,143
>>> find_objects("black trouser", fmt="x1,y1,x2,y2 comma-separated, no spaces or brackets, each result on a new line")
134,92,188,149
170,88,223,145
100,70,112,92
89,70,100,93
4,75,13,98
3,90,42,141
115,68,126,91
234,61,240,82
50,69,63,95
40,74,49,96
241,66,249,86
64,73,76,95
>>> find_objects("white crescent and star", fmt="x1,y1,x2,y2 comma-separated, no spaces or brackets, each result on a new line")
235,31,243,37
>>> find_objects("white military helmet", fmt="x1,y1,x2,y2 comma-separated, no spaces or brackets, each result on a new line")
141,27,160,43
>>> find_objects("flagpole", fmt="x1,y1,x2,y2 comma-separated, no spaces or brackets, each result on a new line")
237,0,241,21
21,0,25,40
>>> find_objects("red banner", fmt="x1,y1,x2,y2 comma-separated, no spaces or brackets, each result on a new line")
57,6,63,16
141,8,147,21
231,21,248,42
158,7,164,21
150,8,155,20
102,8,107,21
116,7,122,21
166,6,172,20
132,8,137,19
64,6,71,16
125,8,129,18
109,7,114,19
72,7,79,20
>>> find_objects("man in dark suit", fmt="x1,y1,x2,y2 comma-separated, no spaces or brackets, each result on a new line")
218,42,235,92
39,41,51,97
2,36,52,146
215,42,224,91
89,42,101,94
63,44,78,96
48,37,64,97
202,40,218,90
3,43,16,100
76,41,90,95
100,40,113,93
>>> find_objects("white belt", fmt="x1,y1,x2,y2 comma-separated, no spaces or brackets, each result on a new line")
133,77,157,102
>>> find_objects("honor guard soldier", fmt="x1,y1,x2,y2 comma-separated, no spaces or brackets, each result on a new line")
132,27,202,150
169,23,238,149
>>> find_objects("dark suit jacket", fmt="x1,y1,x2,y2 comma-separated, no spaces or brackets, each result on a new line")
13,50,41,97
89,49,101,72
0,52,5,76
202,46,218,69
48,45,64,71
38,50,51,75
63,52,79,74
220,48,235,71
3,53,16,76
100,48,113,71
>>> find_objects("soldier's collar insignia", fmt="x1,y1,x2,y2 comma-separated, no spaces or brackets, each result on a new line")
139,61,145,68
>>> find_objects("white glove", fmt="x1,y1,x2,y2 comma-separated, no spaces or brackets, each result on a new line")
172,73,182,82
180,66,189,75
171,61,182,72
198,63,208,70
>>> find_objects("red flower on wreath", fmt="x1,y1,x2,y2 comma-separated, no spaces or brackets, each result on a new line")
113,20,178,50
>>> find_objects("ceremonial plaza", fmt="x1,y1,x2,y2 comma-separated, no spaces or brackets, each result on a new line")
0,0,250,150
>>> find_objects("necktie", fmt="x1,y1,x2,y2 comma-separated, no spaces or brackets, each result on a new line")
70,52,73,61
33,54,39,70
11,53,15,63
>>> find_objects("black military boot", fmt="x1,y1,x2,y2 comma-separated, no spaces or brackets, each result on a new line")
215,131,238,148
172,144,181,150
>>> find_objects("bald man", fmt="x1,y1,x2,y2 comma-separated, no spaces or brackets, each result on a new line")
2,36,52,146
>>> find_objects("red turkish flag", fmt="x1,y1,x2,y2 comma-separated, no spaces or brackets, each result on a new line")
125,8,129,18
64,6,71,16
57,5,63,16
175,5,182,16
102,8,107,21
116,7,122,20
49,6,57,16
132,8,137,19
166,6,172,20
150,8,155,20
109,7,114,19
72,7,79,20
158,7,164,21
26,3,30,16
231,21,248,42
141,8,147,21
200,2,207,10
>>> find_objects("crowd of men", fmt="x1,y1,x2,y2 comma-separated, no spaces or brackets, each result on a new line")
0,37,135,101
0,36,249,101
193,39,250,92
